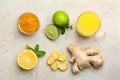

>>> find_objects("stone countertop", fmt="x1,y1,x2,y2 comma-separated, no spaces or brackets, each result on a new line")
0,0,120,80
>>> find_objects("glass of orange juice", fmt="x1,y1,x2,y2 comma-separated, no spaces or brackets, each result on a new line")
76,11,101,37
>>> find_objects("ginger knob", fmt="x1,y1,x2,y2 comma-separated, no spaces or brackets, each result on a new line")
67,44,104,74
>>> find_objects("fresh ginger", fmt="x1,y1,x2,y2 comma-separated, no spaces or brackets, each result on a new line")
67,44,104,74
47,51,68,71
51,51,59,60
58,53,67,62
50,62,58,71
47,56,55,65
58,62,68,71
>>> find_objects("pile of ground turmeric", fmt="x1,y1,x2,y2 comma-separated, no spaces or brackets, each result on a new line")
18,12,39,35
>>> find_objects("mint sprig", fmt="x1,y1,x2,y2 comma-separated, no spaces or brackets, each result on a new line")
26,44,46,57
58,24,73,35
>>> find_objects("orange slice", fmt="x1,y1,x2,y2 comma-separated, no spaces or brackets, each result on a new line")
17,50,38,70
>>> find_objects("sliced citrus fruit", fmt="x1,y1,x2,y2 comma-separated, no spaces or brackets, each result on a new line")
17,50,38,70
45,24,59,40
76,11,101,37
18,12,39,35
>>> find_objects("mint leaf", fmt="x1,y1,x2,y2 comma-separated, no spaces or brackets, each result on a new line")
66,24,73,29
26,44,46,57
57,23,72,35
26,45,34,51
35,51,46,57
59,28,65,35
35,44,39,51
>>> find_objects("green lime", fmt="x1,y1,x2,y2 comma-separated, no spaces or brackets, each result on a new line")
53,11,69,28
45,24,59,40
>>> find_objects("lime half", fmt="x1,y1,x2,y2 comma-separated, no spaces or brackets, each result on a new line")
45,24,59,40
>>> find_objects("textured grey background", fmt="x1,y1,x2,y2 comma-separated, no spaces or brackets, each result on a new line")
0,0,120,80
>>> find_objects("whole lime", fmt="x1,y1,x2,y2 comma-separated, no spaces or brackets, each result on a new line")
53,11,69,28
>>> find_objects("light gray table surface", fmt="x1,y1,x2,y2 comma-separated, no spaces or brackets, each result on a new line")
0,0,120,80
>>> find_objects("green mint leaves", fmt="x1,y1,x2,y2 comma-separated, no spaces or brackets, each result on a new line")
26,44,46,57
58,24,73,35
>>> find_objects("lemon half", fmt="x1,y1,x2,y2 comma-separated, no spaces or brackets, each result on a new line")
17,50,38,70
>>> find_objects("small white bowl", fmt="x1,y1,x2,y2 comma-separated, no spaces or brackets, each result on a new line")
17,12,40,35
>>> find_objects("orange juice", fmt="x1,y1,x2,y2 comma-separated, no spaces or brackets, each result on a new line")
76,11,101,37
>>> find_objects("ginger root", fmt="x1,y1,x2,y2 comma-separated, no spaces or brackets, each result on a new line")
47,56,55,65
50,62,58,71
67,44,104,74
58,54,67,62
47,51,68,71
58,62,68,71
51,51,59,60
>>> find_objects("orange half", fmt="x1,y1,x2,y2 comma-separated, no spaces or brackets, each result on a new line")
17,50,38,70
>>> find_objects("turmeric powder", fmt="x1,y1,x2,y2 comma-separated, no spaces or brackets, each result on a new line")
18,12,39,35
